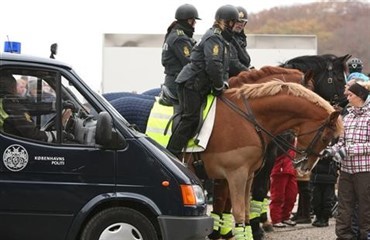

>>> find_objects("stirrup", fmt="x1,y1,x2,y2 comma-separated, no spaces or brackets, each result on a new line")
220,213,234,238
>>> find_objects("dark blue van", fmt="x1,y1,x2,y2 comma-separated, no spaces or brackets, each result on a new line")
0,53,212,240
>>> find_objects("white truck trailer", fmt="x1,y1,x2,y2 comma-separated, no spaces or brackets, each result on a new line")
102,34,317,93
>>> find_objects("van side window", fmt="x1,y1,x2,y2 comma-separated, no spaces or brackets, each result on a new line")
60,76,99,145
0,69,99,146
0,71,57,143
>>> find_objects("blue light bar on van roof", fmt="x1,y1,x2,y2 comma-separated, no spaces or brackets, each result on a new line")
4,41,21,54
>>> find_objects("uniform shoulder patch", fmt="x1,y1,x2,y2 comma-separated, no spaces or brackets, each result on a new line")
213,44,220,56
176,29,185,36
183,45,190,57
214,28,222,35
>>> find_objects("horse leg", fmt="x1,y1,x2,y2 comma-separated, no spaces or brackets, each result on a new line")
208,179,229,240
228,172,253,240
220,195,233,239
212,180,234,239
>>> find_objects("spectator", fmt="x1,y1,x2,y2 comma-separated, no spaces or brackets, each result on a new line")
310,154,339,227
16,77,28,96
346,57,369,83
269,131,298,228
291,171,312,224
327,81,370,240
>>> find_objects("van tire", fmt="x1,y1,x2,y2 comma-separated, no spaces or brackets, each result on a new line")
80,207,158,240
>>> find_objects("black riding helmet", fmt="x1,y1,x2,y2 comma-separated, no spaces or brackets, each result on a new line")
215,5,240,21
236,6,248,22
347,57,363,73
175,4,201,20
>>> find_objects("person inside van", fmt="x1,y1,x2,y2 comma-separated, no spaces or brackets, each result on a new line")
0,72,71,142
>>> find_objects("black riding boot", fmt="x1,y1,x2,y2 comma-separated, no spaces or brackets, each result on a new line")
167,134,189,157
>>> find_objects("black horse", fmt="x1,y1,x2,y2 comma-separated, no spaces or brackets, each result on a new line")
281,54,351,105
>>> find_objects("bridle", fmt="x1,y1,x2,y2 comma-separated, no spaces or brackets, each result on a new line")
219,95,333,166
315,61,347,105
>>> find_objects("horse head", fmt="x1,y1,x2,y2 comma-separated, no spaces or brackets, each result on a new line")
282,54,351,106
293,108,343,175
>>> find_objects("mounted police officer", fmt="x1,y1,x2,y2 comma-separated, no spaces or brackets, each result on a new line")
229,6,251,77
166,5,240,157
160,3,200,106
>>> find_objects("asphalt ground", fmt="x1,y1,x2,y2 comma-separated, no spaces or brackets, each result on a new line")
264,217,336,240
206,202,338,240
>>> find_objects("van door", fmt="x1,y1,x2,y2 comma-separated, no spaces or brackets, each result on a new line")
0,67,116,240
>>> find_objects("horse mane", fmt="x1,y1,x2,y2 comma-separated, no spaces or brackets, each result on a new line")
228,66,303,87
228,81,334,113
227,81,343,136
280,54,337,74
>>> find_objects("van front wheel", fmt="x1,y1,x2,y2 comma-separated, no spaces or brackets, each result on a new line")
80,207,158,240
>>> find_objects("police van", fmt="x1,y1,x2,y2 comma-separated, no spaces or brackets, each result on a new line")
0,52,212,240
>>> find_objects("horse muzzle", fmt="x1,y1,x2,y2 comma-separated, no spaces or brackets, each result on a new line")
293,155,320,175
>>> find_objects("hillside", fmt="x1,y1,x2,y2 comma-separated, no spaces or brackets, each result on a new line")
246,0,370,73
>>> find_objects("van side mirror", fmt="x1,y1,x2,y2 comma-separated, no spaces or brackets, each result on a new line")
95,111,113,145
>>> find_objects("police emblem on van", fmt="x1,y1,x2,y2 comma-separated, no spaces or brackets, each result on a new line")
3,144,29,172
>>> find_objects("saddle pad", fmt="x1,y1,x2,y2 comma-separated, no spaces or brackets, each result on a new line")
146,95,216,152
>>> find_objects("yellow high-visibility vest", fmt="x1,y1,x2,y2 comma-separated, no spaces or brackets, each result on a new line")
146,95,215,148
0,99,9,131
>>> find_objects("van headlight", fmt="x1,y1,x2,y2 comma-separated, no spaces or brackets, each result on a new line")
180,184,206,205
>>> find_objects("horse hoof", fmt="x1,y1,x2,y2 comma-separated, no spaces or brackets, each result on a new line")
208,230,221,240
220,231,234,239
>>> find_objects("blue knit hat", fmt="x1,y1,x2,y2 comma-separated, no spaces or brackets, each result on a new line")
347,72,369,82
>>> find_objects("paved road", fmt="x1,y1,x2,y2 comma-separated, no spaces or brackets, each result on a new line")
206,204,338,240
264,218,336,240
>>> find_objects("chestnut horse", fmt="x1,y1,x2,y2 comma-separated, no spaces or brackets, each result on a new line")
207,66,314,239
195,81,342,240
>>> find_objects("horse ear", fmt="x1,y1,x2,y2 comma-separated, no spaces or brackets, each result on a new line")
303,70,315,90
339,54,352,63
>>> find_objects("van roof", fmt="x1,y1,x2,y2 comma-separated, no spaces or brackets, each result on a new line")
0,52,72,69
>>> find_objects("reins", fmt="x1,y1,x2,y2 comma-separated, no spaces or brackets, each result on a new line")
219,95,268,176
219,94,329,165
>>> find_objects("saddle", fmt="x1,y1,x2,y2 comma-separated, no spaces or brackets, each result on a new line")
145,95,216,152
